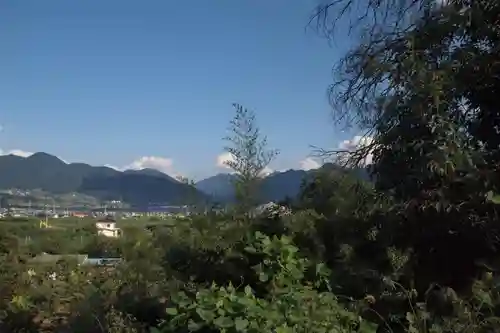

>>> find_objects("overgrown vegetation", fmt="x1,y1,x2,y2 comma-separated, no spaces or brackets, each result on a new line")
1,0,499,331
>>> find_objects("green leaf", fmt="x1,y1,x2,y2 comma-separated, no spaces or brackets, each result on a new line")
196,308,215,322
487,191,500,204
216,299,224,308
188,319,202,331
275,326,292,333
214,316,234,328
244,285,253,296
237,296,254,307
476,290,493,307
493,195,500,204
165,307,178,316
261,236,271,247
171,291,189,305
244,246,257,254
235,317,249,331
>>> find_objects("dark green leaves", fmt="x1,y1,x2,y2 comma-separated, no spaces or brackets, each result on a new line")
165,307,178,316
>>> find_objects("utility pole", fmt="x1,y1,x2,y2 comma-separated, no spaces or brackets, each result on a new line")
40,200,49,229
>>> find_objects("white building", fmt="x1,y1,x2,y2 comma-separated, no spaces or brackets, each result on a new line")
95,221,121,238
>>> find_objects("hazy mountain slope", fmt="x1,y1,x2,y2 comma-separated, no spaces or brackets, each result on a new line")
196,169,311,204
196,164,372,204
259,169,310,203
195,173,237,203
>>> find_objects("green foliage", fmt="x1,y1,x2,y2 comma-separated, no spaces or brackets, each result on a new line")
160,232,365,333
0,1,499,332
299,169,377,219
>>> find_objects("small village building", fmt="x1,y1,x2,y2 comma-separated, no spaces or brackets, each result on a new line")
95,216,121,237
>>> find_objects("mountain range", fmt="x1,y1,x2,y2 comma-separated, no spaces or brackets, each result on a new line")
195,164,371,204
0,152,371,206
0,152,205,206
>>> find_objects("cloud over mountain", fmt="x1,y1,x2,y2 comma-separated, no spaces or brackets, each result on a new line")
0,149,34,158
217,153,322,174
122,156,179,177
299,157,320,171
337,135,374,166
104,156,182,178
1,148,181,178
216,152,273,176
216,152,234,169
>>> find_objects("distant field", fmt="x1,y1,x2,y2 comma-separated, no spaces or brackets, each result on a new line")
0,215,180,230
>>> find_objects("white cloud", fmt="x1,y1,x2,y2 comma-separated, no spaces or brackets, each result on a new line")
8,149,34,157
216,152,273,177
338,135,374,151
104,164,121,171
0,149,71,163
124,156,173,172
104,156,182,178
260,166,273,177
217,152,234,169
0,149,34,157
336,135,374,166
299,157,321,171
120,156,181,178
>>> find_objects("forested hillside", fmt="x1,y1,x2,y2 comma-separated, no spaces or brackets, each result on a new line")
0,153,206,205
0,0,499,332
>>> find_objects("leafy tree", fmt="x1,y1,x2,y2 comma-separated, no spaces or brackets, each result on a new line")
223,103,279,218
311,0,500,296
299,168,376,219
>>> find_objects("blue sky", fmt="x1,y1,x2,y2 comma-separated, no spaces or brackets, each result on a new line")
0,0,359,180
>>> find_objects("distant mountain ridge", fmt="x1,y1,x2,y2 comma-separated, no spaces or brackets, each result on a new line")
195,173,236,203
0,151,370,206
0,152,206,205
195,164,371,204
